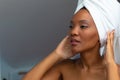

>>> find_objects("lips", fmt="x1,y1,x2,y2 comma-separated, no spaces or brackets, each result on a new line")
70,39,80,46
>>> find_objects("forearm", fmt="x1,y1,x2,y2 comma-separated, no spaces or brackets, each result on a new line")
106,61,120,80
22,51,63,80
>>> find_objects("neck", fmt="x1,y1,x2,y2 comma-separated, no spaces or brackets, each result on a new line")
79,46,104,70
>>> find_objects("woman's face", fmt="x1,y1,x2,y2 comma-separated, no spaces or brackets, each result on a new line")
69,9,99,54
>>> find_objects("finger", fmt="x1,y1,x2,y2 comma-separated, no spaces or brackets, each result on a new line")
110,30,115,57
107,31,114,58
63,36,71,48
107,31,111,48
61,36,69,44
110,30,115,47
56,35,69,50
106,31,113,55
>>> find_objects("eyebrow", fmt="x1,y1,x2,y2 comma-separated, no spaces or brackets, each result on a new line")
70,20,89,24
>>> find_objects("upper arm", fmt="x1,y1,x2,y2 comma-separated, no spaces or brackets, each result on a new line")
41,64,62,80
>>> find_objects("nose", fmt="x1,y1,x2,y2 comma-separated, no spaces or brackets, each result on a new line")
70,27,79,36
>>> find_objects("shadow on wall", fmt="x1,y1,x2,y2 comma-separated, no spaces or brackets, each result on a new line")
2,78,7,80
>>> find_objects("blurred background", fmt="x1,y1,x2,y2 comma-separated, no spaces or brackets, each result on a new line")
0,0,77,80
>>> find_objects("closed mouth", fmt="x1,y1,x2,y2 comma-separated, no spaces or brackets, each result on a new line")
70,38,80,46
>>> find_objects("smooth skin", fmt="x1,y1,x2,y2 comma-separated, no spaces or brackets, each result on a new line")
22,9,120,80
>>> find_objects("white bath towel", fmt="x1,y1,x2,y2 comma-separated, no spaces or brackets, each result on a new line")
74,0,120,64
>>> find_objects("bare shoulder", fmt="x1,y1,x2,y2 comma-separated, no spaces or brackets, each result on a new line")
53,58,78,71
56,59,76,67
41,59,76,80
47,58,79,75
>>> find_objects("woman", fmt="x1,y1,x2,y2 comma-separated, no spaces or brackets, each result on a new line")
23,0,120,80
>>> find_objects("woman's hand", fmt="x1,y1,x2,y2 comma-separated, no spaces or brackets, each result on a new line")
104,30,115,64
54,36,75,59
104,30,120,80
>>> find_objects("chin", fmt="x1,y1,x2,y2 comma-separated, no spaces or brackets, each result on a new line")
71,47,84,54
72,48,81,54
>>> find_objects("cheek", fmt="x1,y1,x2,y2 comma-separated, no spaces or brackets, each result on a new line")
82,32,99,47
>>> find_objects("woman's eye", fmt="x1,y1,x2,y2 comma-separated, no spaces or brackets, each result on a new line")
80,25,88,29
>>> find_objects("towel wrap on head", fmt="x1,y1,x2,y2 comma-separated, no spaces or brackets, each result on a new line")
74,0,120,64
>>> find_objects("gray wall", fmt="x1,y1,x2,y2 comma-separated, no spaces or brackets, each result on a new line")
0,0,77,80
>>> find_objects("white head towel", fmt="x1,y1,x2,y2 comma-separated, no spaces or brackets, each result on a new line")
74,0,120,64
